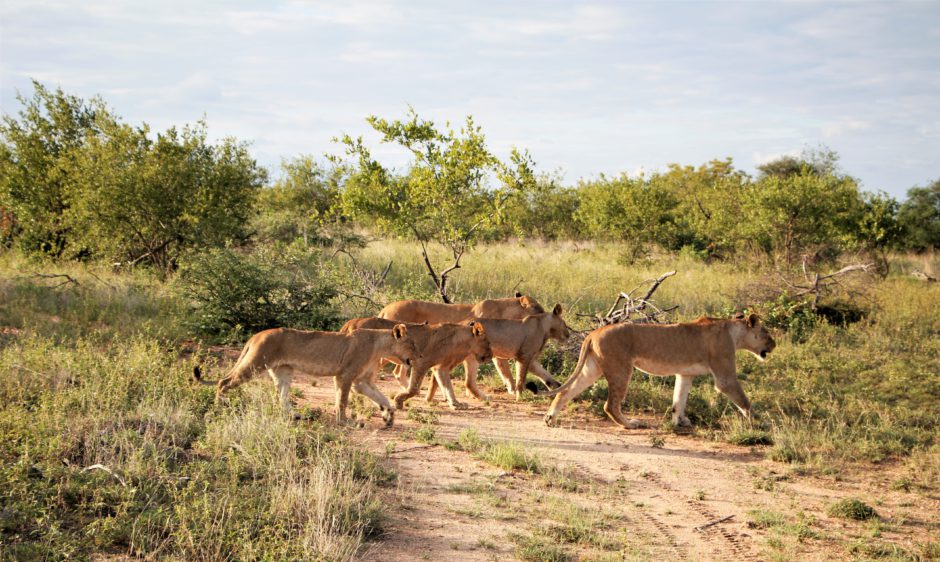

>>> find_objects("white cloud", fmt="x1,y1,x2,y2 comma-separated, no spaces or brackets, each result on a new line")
821,119,872,138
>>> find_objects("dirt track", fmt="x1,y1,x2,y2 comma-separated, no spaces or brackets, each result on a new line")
295,372,938,561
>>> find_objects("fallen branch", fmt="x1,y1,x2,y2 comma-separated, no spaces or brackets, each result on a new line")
599,270,677,325
387,443,438,455
694,514,734,532
82,464,127,487
20,272,80,289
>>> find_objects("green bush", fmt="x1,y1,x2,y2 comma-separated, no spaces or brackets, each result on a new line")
828,498,878,521
176,245,340,340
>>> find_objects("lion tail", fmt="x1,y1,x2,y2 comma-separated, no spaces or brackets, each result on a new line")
192,341,252,386
539,333,593,398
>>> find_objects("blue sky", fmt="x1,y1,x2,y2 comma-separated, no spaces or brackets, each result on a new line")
2,1,938,199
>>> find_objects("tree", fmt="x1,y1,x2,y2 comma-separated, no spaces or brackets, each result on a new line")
898,179,940,251
335,108,535,302
0,80,111,256
502,172,582,240
742,170,864,264
575,173,680,259
66,120,265,272
757,146,841,179
657,158,750,255
253,155,343,245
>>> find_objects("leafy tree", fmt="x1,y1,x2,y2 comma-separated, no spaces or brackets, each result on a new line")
575,174,680,259
0,81,111,256
657,158,750,255
253,155,343,245
898,179,940,250
502,173,582,240
66,120,265,272
742,170,863,264
757,146,841,179
335,108,535,302
177,245,339,341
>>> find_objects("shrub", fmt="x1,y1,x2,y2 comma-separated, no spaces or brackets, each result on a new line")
827,498,878,521
176,245,340,341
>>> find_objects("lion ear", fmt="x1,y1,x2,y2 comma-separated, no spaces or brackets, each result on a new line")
472,323,486,337
553,303,563,316
515,291,523,298
393,324,408,339
732,311,746,320
746,313,759,328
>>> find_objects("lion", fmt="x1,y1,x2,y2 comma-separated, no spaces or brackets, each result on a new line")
340,317,493,410
378,292,544,324
193,324,417,427
379,293,561,392
426,304,572,402
542,314,775,429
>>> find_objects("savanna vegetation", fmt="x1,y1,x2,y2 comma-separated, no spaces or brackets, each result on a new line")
2,82,938,559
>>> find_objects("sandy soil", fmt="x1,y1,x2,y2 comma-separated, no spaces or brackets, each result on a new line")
289,371,938,561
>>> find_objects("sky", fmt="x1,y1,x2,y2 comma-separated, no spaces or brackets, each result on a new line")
1,0,939,199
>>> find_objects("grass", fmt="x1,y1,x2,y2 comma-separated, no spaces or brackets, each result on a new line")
359,240,940,478
2,243,939,558
828,498,879,521
0,255,389,560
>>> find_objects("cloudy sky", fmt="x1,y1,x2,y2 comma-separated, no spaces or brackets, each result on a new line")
2,0,938,198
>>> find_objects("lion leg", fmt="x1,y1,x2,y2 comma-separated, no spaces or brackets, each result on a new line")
671,374,695,427
463,358,489,402
354,378,396,427
394,362,430,410
267,366,295,416
334,375,354,425
544,356,604,426
513,358,534,400
432,367,467,410
425,371,440,403
492,358,515,394
391,361,411,389
529,361,561,389
604,370,642,429
713,370,752,419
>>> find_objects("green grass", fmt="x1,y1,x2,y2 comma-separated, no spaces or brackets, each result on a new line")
0,254,389,560
828,498,879,521
359,241,940,477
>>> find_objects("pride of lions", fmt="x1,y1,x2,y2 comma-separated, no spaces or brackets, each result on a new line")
194,292,776,431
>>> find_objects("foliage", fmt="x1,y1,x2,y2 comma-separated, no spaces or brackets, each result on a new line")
898,179,940,251
657,158,750,255
0,334,384,560
827,498,878,521
0,80,109,256
575,173,682,259
1,81,265,271
66,120,265,272
176,245,340,341
742,170,863,263
253,155,345,246
502,173,582,240
334,107,535,301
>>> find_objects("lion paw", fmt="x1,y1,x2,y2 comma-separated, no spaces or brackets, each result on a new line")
449,401,468,411
544,413,557,427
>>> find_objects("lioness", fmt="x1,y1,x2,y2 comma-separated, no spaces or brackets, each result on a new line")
427,304,572,402
380,293,561,392
193,324,417,427
543,314,775,429
378,292,544,324
340,317,493,410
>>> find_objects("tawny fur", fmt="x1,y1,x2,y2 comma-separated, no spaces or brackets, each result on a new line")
426,303,572,401
543,314,776,429
340,317,493,410
194,325,417,427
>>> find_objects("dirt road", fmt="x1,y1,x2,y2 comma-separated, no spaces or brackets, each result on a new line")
296,373,938,561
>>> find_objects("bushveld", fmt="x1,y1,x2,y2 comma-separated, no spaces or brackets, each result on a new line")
1,241,938,560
